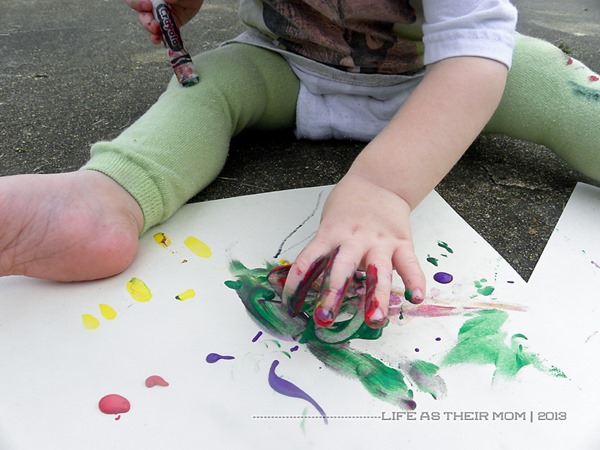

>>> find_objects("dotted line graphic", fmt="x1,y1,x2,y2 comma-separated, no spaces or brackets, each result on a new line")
253,415,381,420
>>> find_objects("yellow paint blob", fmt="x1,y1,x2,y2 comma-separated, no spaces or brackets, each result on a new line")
175,289,196,301
99,303,117,320
184,236,212,258
126,277,152,302
82,314,101,330
153,232,172,248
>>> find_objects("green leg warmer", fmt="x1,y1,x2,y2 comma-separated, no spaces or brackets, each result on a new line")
82,43,300,233
485,33,600,180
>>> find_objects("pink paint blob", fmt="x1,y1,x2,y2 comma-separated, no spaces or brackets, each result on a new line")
145,375,170,388
99,394,130,419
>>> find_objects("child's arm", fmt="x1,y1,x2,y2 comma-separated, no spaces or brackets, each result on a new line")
282,56,509,328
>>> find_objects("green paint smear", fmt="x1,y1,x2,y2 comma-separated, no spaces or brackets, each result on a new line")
426,256,439,267
442,310,566,380
307,341,416,409
568,80,600,102
437,241,454,254
227,261,564,410
477,286,495,296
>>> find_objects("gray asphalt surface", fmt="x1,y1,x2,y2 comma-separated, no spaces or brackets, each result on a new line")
1,0,599,280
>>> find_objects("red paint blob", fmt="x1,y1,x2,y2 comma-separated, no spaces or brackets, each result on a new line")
99,394,131,416
145,375,170,388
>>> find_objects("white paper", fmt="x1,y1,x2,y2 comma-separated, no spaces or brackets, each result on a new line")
0,184,599,450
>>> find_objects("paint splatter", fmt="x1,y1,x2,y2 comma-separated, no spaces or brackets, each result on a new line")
228,260,560,411
268,360,328,424
175,288,196,301
426,256,439,266
206,353,235,363
433,272,453,284
442,310,566,380
145,375,169,388
252,331,263,342
126,278,152,302
98,394,130,420
474,279,495,296
184,236,212,258
153,232,171,248
82,313,100,330
437,241,454,254
290,345,299,352
225,279,242,290
99,304,117,320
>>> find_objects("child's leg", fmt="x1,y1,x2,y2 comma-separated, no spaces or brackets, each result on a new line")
84,43,300,233
484,33,600,180
0,44,299,281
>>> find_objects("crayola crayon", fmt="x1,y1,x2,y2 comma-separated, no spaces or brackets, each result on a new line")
151,0,199,87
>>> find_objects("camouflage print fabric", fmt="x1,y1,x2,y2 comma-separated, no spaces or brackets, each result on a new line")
240,0,425,74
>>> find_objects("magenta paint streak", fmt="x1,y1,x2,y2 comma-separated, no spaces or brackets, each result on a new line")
206,353,235,363
268,360,328,424
145,375,169,388
433,272,453,284
98,394,130,420
252,331,263,342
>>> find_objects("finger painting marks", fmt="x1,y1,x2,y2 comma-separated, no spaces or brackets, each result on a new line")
145,375,170,388
252,330,263,342
437,240,454,254
99,303,117,320
474,279,495,296
82,313,101,330
98,394,131,420
184,236,212,258
153,232,172,248
426,255,439,266
206,353,235,364
82,304,117,329
175,288,196,301
268,360,328,424
433,272,453,284
127,277,152,302
224,279,242,290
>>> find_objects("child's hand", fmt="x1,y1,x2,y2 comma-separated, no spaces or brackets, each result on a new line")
123,0,203,45
281,173,426,329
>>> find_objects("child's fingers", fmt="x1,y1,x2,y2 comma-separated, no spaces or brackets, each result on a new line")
312,245,359,328
364,259,394,329
281,248,332,317
392,244,426,304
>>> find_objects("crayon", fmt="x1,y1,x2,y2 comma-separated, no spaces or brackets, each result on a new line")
150,0,199,87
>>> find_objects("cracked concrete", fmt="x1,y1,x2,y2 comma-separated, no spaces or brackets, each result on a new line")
0,0,598,281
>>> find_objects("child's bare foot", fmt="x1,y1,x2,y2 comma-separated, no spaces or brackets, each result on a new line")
0,170,143,281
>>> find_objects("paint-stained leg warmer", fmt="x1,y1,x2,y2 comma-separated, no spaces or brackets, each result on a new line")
485,33,600,180
82,44,300,234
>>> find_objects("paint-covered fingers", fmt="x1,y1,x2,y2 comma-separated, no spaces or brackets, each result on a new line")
312,246,359,328
392,245,426,305
281,249,332,318
364,261,394,329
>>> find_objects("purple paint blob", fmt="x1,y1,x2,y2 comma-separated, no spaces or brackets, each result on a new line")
435,337,442,342
268,360,328,424
206,353,235,364
252,331,263,342
290,345,299,352
433,272,454,284
414,348,420,353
